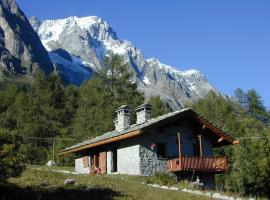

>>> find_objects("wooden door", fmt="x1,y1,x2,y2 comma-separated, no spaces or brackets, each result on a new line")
99,151,107,174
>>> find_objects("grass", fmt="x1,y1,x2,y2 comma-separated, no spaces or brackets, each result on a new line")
0,165,213,200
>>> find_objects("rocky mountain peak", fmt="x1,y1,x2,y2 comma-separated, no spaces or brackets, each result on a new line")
29,16,41,32
30,15,216,109
0,0,53,80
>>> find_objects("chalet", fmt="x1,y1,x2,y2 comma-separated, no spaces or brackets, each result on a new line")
60,104,239,188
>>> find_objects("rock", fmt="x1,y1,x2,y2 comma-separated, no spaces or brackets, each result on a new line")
229,197,235,200
160,186,169,190
212,193,221,199
182,188,188,192
186,189,194,193
236,198,242,200
57,170,71,174
64,179,75,185
205,192,212,197
169,187,179,191
152,184,160,188
220,195,230,200
193,190,204,195
46,160,56,167
0,0,53,81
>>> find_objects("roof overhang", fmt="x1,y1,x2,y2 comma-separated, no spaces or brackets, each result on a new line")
59,129,143,155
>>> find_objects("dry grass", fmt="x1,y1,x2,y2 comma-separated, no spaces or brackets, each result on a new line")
0,165,214,200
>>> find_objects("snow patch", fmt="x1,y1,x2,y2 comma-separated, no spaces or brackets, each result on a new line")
142,76,151,85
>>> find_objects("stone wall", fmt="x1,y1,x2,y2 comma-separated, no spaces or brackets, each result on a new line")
75,157,90,174
117,143,140,175
139,144,168,176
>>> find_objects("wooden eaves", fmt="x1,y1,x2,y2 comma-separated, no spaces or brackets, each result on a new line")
59,129,143,155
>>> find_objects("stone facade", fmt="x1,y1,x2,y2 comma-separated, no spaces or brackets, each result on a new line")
75,157,90,174
136,104,151,124
114,106,131,132
117,144,140,175
139,144,168,176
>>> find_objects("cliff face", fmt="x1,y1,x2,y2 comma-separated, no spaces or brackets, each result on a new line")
0,0,53,81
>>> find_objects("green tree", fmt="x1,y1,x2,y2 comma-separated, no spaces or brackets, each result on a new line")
149,96,169,118
246,89,266,115
72,54,144,140
0,128,25,182
234,88,248,109
13,71,68,164
192,90,270,197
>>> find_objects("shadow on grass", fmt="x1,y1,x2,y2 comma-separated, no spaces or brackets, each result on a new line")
0,183,125,200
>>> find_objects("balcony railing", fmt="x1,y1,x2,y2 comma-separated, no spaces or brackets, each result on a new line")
167,156,228,172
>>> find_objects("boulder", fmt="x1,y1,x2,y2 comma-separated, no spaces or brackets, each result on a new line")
46,160,56,167
64,179,75,185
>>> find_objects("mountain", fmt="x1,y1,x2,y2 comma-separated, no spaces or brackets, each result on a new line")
30,16,216,109
0,0,53,81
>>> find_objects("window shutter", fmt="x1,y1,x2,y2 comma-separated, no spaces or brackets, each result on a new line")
83,156,89,168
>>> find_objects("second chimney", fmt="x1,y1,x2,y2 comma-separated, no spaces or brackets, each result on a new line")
136,103,152,124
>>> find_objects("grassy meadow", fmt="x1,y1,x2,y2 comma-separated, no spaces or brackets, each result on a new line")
0,166,213,200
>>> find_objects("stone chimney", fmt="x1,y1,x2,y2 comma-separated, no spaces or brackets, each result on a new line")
136,103,152,124
114,105,131,132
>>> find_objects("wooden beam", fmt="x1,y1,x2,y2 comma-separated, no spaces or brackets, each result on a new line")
233,140,240,144
177,132,182,170
196,117,235,144
202,125,206,130
59,129,143,155
198,134,203,157
218,137,224,143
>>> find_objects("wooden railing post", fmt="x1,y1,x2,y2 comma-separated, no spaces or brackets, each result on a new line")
177,132,182,170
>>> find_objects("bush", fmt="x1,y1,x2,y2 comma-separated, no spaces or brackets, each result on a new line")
146,172,177,186
0,128,25,182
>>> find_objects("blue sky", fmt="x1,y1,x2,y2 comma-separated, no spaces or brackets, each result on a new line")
17,0,270,109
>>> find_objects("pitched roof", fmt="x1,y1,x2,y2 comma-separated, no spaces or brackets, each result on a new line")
60,108,239,155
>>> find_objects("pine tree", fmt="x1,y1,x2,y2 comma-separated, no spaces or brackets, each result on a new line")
0,128,25,182
246,89,266,115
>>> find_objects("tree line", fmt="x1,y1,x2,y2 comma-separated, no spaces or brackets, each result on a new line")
0,54,169,170
0,54,269,197
191,90,270,197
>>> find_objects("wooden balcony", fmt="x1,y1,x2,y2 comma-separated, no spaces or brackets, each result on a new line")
167,156,228,173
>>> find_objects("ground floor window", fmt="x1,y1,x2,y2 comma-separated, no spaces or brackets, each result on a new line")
157,143,167,158
111,148,117,172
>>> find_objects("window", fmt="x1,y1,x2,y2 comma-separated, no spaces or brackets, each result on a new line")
157,143,166,159
111,148,117,172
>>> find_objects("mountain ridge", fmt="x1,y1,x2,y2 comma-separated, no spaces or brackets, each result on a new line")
29,15,216,109
0,0,53,81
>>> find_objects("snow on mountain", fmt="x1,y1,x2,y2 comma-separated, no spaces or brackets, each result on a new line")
30,15,216,109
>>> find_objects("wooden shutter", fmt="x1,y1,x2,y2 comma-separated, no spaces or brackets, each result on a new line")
99,152,107,174
83,156,89,168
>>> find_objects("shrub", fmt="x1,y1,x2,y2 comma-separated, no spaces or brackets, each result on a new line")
0,128,25,182
146,172,177,186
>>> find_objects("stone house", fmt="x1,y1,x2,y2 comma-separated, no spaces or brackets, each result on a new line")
60,104,239,188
